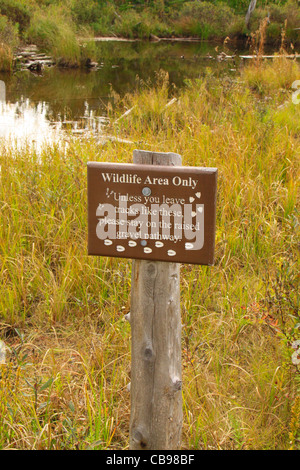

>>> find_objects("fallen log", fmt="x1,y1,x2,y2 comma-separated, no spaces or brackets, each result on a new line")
240,54,300,59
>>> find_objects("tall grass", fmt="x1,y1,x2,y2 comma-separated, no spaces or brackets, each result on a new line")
0,14,18,71
0,42,13,71
26,8,80,67
0,58,299,449
171,1,237,39
26,7,96,67
1,0,299,50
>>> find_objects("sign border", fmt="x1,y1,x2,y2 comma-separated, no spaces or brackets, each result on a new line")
87,161,218,265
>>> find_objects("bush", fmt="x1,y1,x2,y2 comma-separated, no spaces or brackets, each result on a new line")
282,0,300,43
113,7,169,39
26,8,82,66
250,0,300,44
87,2,119,36
71,0,103,25
225,0,290,15
172,1,236,39
26,6,98,67
0,42,13,71
0,13,19,47
0,0,31,34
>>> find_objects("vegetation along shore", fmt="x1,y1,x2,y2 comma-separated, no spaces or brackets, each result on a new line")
0,0,299,71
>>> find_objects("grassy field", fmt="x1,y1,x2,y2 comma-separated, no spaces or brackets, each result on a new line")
0,57,299,450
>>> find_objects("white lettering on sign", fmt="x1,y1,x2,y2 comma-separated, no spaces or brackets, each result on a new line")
101,173,198,189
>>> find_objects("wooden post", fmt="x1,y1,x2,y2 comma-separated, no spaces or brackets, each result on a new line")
129,150,183,450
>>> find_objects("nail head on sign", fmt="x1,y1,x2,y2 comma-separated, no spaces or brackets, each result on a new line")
142,187,151,196
140,240,147,247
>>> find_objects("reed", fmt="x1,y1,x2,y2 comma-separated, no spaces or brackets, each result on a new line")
0,42,13,71
26,8,95,67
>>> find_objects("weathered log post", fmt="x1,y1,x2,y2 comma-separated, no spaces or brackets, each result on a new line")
129,150,183,450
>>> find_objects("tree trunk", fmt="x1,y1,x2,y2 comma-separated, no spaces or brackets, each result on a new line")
245,0,257,28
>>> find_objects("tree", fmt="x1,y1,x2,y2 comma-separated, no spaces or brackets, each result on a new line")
245,0,257,28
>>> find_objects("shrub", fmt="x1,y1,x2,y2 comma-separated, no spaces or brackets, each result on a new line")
26,8,81,66
83,2,116,36
251,0,300,44
0,0,31,34
0,13,19,46
172,1,236,39
225,0,290,15
70,0,103,25
113,7,168,39
282,0,300,43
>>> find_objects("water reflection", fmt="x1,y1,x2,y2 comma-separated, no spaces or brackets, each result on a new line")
59,101,110,135
0,40,242,150
0,98,111,151
0,99,63,150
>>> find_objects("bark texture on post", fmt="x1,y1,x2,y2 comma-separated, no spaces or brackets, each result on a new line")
129,150,182,450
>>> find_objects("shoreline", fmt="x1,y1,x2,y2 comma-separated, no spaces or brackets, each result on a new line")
1,0,299,73
77,33,300,48
91,36,209,42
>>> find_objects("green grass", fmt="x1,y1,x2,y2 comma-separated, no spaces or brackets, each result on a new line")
25,7,97,67
1,0,299,65
0,58,299,450
0,43,13,71
0,13,18,71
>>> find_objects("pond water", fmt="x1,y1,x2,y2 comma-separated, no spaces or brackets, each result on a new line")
0,40,248,149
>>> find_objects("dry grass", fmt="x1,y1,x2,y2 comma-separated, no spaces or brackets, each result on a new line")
0,58,299,450
0,43,13,72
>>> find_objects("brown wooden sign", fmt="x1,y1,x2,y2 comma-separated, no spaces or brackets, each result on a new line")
87,162,217,265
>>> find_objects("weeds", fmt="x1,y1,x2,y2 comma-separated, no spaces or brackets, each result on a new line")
26,8,83,67
0,14,18,71
171,1,237,40
0,42,13,71
0,0,299,62
0,56,299,449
